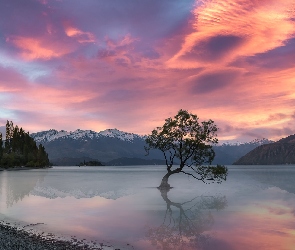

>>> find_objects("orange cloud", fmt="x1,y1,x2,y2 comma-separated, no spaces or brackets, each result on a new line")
7,36,73,60
64,26,95,43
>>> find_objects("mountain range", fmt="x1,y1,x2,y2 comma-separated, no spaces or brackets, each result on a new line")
31,129,164,165
29,128,273,166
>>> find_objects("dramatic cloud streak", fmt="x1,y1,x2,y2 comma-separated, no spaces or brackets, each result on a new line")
0,0,294,142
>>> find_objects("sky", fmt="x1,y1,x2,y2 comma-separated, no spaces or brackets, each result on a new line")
0,0,295,143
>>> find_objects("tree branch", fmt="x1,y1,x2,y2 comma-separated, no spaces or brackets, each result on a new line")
180,170,204,183
163,151,169,171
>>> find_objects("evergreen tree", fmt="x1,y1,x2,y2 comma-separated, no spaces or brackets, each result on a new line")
5,120,14,153
0,121,50,168
0,132,3,163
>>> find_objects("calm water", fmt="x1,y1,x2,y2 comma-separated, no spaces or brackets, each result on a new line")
0,165,295,250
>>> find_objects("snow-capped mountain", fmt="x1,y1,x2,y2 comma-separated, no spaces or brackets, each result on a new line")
29,128,158,165
31,128,145,143
220,138,273,147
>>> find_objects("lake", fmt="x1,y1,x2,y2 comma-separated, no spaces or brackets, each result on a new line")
0,165,295,250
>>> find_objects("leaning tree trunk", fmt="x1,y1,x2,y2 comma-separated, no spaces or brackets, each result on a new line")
158,166,183,189
158,172,173,189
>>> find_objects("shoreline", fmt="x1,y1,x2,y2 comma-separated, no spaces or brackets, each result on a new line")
0,166,52,171
0,220,113,250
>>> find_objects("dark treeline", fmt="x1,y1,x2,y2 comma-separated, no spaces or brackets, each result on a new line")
79,160,104,166
0,121,50,168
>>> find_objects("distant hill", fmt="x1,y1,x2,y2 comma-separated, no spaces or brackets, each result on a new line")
31,129,272,166
234,134,295,165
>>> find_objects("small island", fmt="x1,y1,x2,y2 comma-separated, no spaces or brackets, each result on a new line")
78,160,104,166
0,121,50,169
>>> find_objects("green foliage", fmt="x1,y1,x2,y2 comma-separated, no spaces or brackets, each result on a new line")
145,109,228,187
0,133,3,163
0,121,50,168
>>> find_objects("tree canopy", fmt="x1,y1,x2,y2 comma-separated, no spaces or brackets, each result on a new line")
0,121,50,168
145,109,228,189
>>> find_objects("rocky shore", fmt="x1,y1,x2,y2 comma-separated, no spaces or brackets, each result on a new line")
0,221,116,250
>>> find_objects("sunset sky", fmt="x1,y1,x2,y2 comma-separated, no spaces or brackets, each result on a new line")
0,0,295,143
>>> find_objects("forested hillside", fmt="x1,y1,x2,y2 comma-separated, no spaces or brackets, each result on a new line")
0,121,50,168
234,134,295,165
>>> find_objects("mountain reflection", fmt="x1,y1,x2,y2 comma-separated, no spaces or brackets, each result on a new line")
0,170,47,207
242,166,295,195
146,189,227,250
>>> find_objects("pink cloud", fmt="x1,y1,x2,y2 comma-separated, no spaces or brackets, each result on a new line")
7,36,75,60
64,24,96,44
0,66,29,92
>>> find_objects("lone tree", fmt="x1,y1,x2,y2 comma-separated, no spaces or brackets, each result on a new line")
145,109,227,189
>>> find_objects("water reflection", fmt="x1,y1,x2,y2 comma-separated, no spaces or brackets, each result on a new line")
145,189,227,250
2,166,295,249
0,170,47,207
242,165,295,194
29,167,141,200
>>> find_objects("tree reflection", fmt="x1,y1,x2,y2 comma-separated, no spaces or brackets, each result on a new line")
146,189,227,250
0,170,47,207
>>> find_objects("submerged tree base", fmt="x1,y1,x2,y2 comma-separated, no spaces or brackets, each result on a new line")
157,174,173,190
157,184,172,190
